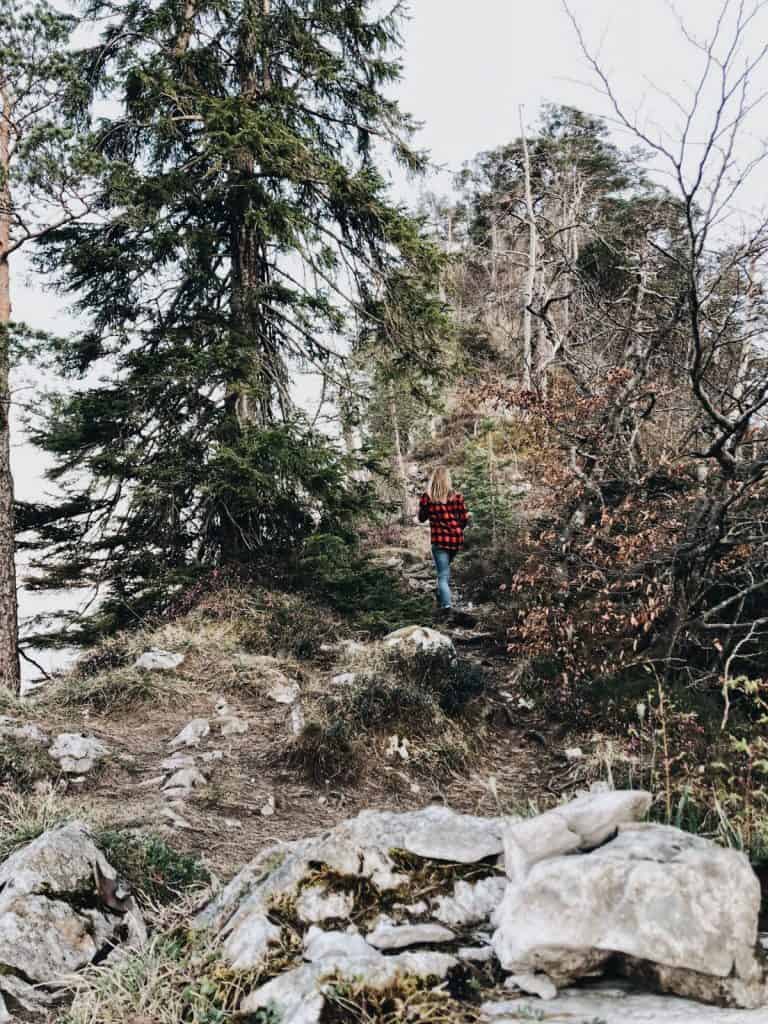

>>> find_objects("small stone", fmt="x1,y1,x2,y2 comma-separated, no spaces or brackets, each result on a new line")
134,649,184,671
331,673,357,687
565,747,584,761
383,625,455,656
163,767,207,793
160,753,196,771
48,733,109,774
169,718,210,749
260,794,276,817
267,680,301,704
291,704,306,735
218,715,248,737
506,973,558,1000
366,918,455,950
303,927,374,961
201,749,225,764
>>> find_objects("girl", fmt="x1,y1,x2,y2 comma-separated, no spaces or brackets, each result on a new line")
418,466,469,612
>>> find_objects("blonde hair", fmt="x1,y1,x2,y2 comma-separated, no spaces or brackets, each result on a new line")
428,466,452,503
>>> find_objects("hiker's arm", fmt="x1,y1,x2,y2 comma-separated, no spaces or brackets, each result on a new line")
455,495,469,528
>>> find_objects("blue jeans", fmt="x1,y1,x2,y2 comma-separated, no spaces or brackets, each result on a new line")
432,546,456,609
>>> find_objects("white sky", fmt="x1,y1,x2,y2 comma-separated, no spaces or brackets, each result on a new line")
12,0,768,673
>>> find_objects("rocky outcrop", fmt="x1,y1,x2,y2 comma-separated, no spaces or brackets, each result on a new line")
0,823,145,1020
493,819,766,1009
191,793,767,1019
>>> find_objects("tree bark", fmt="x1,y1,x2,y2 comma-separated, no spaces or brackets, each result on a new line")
228,0,289,430
0,84,20,693
519,107,536,390
389,391,411,524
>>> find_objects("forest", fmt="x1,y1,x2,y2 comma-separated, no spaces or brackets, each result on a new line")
1,1,768,1022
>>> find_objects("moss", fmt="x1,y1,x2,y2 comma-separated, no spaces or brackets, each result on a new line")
320,973,483,1024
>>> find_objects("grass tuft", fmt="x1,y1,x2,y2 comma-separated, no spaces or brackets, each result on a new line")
95,830,210,909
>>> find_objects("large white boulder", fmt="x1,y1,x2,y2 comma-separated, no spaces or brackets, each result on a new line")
493,820,766,1008
502,789,652,882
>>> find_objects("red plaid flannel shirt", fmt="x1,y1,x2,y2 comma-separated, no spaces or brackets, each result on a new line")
418,492,469,551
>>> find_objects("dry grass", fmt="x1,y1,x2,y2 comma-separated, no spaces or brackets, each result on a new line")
0,781,98,860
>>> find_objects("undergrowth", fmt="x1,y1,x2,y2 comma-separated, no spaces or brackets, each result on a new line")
0,737,59,788
288,647,488,784
95,830,210,908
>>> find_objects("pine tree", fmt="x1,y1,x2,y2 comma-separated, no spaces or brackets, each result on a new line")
29,0,444,640
0,0,90,689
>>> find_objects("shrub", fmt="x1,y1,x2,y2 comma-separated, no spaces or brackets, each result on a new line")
95,831,210,907
297,534,432,636
287,719,360,784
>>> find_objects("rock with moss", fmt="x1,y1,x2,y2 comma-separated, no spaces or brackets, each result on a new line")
0,823,146,1017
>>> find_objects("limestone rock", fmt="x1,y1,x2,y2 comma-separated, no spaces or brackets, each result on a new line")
383,625,455,656
169,718,210,749
296,885,355,924
162,767,207,793
267,679,301,704
0,823,145,1009
160,753,196,772
224,913,281,971
241,952,457,1021
366,918,455,950
218,715,249,736
493,820,765,1008
196,806,505,967
457,946,494,962
48,733,109,774
483,984,761,1022
303,927,373,961
502,789,652,883
331,672,357,687
505,972,558,1000
432,875,506,928
135,648,184,671
291,703,306,736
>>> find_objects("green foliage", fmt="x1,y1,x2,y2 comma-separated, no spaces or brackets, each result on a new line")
95,831,209,907
27,0,444,645
456,429,521,550
297,534,432,635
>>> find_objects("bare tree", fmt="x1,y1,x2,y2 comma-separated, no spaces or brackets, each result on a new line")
563,0,768,678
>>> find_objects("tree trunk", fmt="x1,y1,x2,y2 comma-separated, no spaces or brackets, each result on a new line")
228,0,289,429
389,392,411,524
519,107,536,390
0,86,20,693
